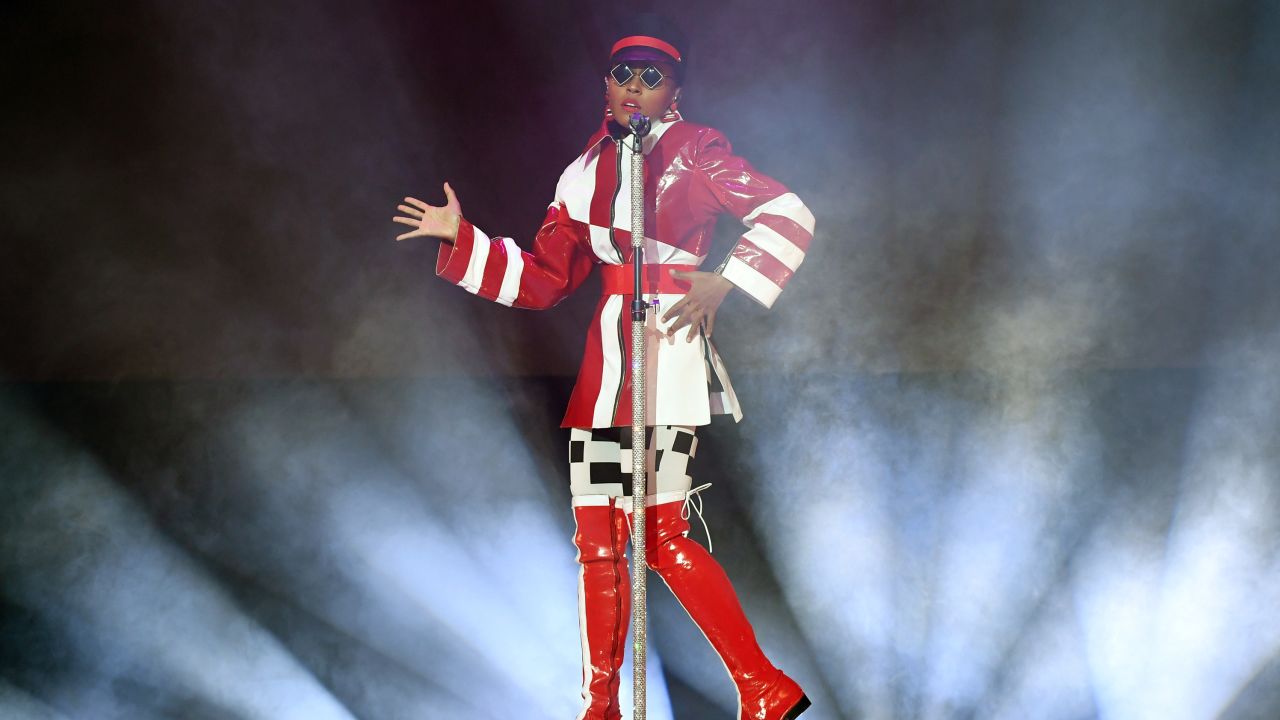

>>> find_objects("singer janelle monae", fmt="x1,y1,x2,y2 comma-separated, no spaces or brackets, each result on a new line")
391,13,814,720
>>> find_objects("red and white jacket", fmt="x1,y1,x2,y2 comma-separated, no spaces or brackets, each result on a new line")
436,114,814,429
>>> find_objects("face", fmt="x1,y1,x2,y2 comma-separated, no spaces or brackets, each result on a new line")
605,59,680,127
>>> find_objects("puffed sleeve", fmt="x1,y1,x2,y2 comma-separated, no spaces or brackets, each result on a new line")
696,129,815,308
435,200,595,310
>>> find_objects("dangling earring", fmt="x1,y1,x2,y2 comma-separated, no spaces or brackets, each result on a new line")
662,96,681,122
604,80,614,120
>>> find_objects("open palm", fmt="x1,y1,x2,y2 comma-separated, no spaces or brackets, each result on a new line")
393,182,462,242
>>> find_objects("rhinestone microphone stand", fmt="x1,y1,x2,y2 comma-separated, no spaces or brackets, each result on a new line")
627,111,651,720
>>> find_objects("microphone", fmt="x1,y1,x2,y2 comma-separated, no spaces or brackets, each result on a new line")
629,112,651,139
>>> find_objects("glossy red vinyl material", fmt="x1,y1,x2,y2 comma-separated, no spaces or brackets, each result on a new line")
629,499,810,720
571,501,630,720
436,115,814,428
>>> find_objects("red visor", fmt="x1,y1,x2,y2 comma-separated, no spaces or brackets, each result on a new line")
610,35,682,63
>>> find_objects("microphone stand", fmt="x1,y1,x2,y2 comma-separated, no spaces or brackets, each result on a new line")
627,111,651,720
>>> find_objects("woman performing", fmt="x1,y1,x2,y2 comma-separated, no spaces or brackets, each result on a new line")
392,15,814,720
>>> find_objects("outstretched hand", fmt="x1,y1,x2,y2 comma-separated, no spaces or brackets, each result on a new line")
393,182,462,243
660,270,735,342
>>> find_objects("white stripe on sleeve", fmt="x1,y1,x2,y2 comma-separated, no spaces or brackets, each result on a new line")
721,256,783,308
496,237,525,306
740,223,806,271
460,224,492,294
742,192,816,234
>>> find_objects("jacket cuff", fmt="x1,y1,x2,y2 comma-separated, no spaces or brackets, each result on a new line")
719,254,783,308
435,218,476,286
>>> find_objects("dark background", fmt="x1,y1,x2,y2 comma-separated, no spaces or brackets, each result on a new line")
2,1,1278,718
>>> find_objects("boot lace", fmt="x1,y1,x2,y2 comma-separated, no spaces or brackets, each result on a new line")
681,483,714,553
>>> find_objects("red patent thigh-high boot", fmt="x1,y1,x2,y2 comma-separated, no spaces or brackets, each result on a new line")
637,493,810,720
571,497,631,720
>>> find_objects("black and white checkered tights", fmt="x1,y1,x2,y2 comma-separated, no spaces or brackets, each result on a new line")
568,425,698,499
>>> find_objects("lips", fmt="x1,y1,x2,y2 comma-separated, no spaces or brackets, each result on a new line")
621,101,641,111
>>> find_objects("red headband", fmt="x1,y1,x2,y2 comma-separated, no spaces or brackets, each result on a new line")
610,35,683,63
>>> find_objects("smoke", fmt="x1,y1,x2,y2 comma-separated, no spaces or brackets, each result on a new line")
711,0,1280,718
3,0,1279,718
0,679,71,720
0,395,357,720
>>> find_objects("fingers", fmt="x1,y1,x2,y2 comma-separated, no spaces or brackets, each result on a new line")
398,204,423,217
666,305,714,342
661,296,688,324
443,182,460,211
688,308,717,342
665,308,697,338
403,196,430,211
393,210,430,241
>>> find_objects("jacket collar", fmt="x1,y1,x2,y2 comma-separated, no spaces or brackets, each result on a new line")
582,111,683,156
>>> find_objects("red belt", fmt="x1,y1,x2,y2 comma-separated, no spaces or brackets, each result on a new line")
600,264,698,295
